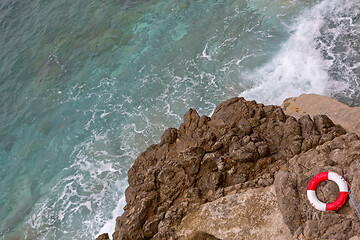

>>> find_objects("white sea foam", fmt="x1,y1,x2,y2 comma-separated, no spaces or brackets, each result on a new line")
240,0,357,105
98,193,126,236
25,129,131,239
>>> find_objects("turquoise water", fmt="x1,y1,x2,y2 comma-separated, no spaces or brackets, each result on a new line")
0,0,359,239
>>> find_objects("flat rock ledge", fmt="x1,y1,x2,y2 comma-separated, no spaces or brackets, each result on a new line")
281,93,360,136
175,185,291,240
97,96,360,240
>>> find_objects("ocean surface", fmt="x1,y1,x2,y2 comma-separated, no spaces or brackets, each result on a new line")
0,0,359,239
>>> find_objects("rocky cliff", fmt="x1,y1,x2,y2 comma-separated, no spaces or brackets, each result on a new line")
282,94,360,136
98,95,360,240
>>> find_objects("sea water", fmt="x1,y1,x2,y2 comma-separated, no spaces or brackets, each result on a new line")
0,0,359,239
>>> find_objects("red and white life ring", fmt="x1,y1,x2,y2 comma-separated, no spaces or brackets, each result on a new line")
307,172,349,211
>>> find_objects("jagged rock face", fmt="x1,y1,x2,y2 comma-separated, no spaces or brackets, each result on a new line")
281,93,360,136
97,233,110,240
112,97,348,240
275,132,360,239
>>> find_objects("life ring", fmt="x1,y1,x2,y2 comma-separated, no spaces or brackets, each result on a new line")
307,172,349,211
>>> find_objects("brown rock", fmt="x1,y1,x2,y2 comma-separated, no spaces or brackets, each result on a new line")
189,232,221,240
105,96,353,240
275,133,360,239
281,93,360,136
175,186,292,240
313,114,335,132
96,233,110,240
160,128,178,144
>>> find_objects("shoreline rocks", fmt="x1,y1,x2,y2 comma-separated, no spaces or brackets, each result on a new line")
99,95,360,240
281,94,360,136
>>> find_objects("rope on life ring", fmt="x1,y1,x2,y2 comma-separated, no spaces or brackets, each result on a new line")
306,172,349,211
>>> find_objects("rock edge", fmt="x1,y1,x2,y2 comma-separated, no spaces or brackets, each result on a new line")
98,95,360,240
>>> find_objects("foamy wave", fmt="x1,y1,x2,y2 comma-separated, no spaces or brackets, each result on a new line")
97,194,126,236
22,65,223,239
316,0,360,106
25,133,130,239
240,0,359,106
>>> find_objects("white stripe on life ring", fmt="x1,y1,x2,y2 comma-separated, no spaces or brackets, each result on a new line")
307,190,326,211
328,172,348,192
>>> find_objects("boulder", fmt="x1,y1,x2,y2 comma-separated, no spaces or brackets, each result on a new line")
281,94,360,136
175,185,292,240
96,233,110,240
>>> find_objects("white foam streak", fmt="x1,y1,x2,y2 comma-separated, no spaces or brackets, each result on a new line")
98,194,126,236
241,0,337,105
202,42,213,60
